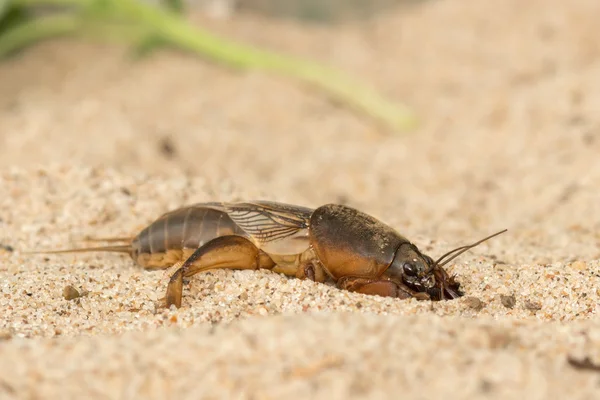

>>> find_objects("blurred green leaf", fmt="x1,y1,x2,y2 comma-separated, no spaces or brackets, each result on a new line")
0,0,8,18
130,33,167,59
0,1,34,43
0,13,81,58
163,0,183,13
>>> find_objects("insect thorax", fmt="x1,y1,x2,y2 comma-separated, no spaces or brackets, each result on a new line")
269,247,320,278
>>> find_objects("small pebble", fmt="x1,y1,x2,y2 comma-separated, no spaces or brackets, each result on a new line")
0,244,14,252
63,285,81,301
0,329,13,341
464,296,484,311
159,137,177,159
479,379,494,393
524,300,542,311
570,261,587,271
500,295,516,309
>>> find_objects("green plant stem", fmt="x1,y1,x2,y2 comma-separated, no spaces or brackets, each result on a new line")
0,14,80,56
0,0,9,18
10,0,418,132
0,14,153,56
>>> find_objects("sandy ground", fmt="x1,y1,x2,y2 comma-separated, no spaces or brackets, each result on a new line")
1,0,600,398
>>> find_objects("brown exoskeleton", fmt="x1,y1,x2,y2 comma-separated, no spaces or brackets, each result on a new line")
39,201,506,308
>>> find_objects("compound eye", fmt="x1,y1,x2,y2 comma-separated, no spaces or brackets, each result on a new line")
403,262,418,277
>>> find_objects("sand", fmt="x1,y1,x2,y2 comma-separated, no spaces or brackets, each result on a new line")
1,0,600,398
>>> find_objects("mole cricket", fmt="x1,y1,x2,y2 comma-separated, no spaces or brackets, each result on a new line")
37,201,506,308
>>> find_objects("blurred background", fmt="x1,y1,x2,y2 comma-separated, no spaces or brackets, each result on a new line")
1,0,599,264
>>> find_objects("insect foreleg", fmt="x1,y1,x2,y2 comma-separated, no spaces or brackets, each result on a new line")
336,276,430,300
165,235,275,308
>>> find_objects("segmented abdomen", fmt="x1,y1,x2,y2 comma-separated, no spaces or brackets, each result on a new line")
131,204,248,269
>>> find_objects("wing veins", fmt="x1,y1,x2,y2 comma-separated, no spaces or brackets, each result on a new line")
225,202,311,244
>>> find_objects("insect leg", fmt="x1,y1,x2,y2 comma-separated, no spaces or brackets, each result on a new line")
165,235,274,308
336,277,430,300
296,260,327,283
